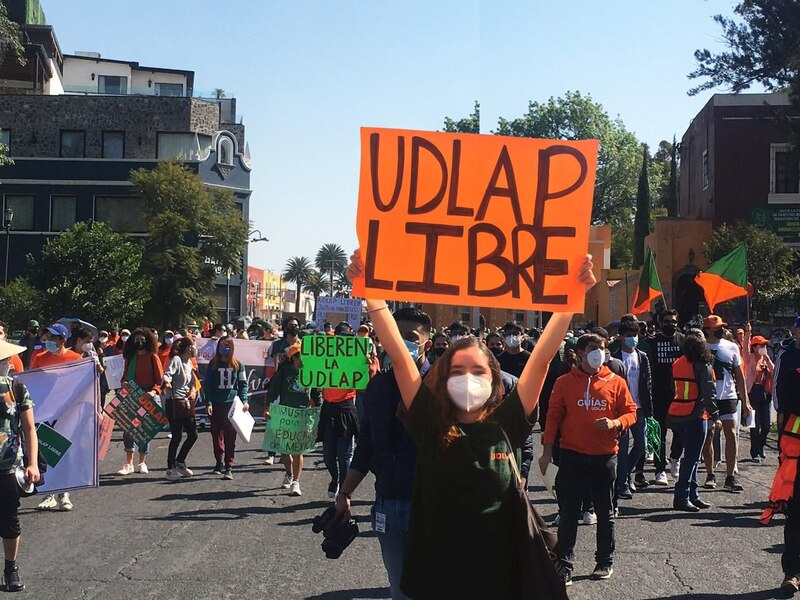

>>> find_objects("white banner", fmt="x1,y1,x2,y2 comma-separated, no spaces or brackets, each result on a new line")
316,296,363,329
103,354,124,390
16,358,100,493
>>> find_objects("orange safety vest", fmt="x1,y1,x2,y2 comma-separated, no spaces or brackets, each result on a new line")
669,357,699,418
761,414,800,525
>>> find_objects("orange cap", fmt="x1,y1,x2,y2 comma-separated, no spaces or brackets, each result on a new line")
703,315,727,329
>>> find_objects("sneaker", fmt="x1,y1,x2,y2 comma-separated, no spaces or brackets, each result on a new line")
222,467,233,480
704,473,717,489
116,463,134,476
715,460,722,469
562,570,573,587
782,574,800,597
613,507,620,518
212,462,224,475
670,458,680,478
36,494,58,511
281,472,293,489
634,473,649,488
673,498,700,513
591,564,614,580
724,475,744,492
2,566,24,592
176,462,194,478
692,498,711,509
645,452,654,463
628,479,637,493
760,453,767,461
165,468,182,481
327,480,339,499
136,462,149,474
289,480,302,496
582,511,597,525
59,493,73,511
264,455,275,465
617,485,633,500
166,433,173,439
553,513,560,527
654,471,669,486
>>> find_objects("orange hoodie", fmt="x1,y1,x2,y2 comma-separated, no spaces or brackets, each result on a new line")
543,365,637,456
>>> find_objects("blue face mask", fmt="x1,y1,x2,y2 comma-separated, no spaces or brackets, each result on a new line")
624,336,638,348
45,340,59,354
219,346,231,357
384,339,421,370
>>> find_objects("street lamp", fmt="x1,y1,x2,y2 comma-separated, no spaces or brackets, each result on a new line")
4,206,13,286
229,229,269,323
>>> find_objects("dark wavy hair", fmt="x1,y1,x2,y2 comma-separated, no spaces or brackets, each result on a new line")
123,328,158,360
421,336,505,448
171,336,194,358
683,329,714,365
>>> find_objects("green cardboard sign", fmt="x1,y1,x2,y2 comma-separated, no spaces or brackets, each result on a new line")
36,423,72,467
299,334,370,390
262,404,321,455
102,382,168,446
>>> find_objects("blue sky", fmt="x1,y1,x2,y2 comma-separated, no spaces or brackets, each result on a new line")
45,0,743,273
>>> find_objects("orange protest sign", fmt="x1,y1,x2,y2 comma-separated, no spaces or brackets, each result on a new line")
353,127,599,313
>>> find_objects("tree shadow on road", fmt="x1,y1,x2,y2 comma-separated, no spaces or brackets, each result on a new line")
647,591,779,600
140,498,371,522
305,587,390,600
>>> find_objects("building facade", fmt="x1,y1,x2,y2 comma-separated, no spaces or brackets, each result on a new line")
680,92,800,247
0,8,253,321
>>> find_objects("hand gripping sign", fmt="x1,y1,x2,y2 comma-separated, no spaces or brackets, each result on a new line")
353,128,598,313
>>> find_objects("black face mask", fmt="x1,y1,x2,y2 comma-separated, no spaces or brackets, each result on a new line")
134,340,146,350
285,326,298,336
433,347,446,357
489,347,503,357
661,324,676,337
714,329,724,340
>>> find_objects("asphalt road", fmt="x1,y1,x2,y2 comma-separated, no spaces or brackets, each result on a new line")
13,426,789,600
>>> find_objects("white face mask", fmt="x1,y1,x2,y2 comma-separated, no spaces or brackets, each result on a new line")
586,349,605,370
121,335,130,343
504,335,520,349
447,373,493,413
758,347,768,357
82,342,94,354
99,336,108,344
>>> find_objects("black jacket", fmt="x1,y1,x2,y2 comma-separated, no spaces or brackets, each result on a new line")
611,347,654,417
775,340,800,417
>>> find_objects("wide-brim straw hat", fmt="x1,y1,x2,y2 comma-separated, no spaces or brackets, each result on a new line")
0,340,25,362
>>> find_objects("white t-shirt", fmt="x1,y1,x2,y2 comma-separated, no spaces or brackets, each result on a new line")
621,350,641,407
707,338,742,400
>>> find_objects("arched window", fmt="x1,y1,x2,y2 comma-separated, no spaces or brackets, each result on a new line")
218,137,234,166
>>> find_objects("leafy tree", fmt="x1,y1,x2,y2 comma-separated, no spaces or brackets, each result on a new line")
131,162,249,329
27,222,147,326
633,146,652,268
443,101,480,133
315,243,347,296
704,221,800,318
283,256,313,314
0,278,41,333
689,1,800,141
0,2,25,70
302,269,326,317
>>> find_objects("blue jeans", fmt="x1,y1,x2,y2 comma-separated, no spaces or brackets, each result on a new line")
322,426,354,486
673,418,708,502
617,408,645,490
122,431,150,455
372,497,411,600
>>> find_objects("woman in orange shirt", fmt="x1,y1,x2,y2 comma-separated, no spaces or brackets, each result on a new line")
116,328,164,476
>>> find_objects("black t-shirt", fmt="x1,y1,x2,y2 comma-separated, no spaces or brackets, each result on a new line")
497,349,531,378
398,385,534,599
646,332,685,407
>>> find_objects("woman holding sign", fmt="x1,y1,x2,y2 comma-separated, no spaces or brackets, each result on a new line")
346,249,596,599
203,337,249,480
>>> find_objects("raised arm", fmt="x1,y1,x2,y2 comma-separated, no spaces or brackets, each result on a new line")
347,249,422,410
517,255,596,416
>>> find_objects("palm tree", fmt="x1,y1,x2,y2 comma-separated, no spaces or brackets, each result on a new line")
315,243,347,296
302,269,326,318
333,270,352,297
283,256,312,314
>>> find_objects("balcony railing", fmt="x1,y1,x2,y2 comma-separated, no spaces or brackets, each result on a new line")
61,85,234,100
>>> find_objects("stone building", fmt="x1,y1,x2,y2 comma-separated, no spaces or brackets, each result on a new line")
0,5,253,322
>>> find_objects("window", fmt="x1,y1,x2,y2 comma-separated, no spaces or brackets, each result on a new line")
701,149,709,190
60,130,85,158
50,196,77,231
157,132,212,160
774,150,800,194
514,312,525,323
460,311,471,323
4,195,34,230
94,196,146,233
0,130,9,152
102,131,125,159
218,137,234,165
155,82,183,97
98,75,127,94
